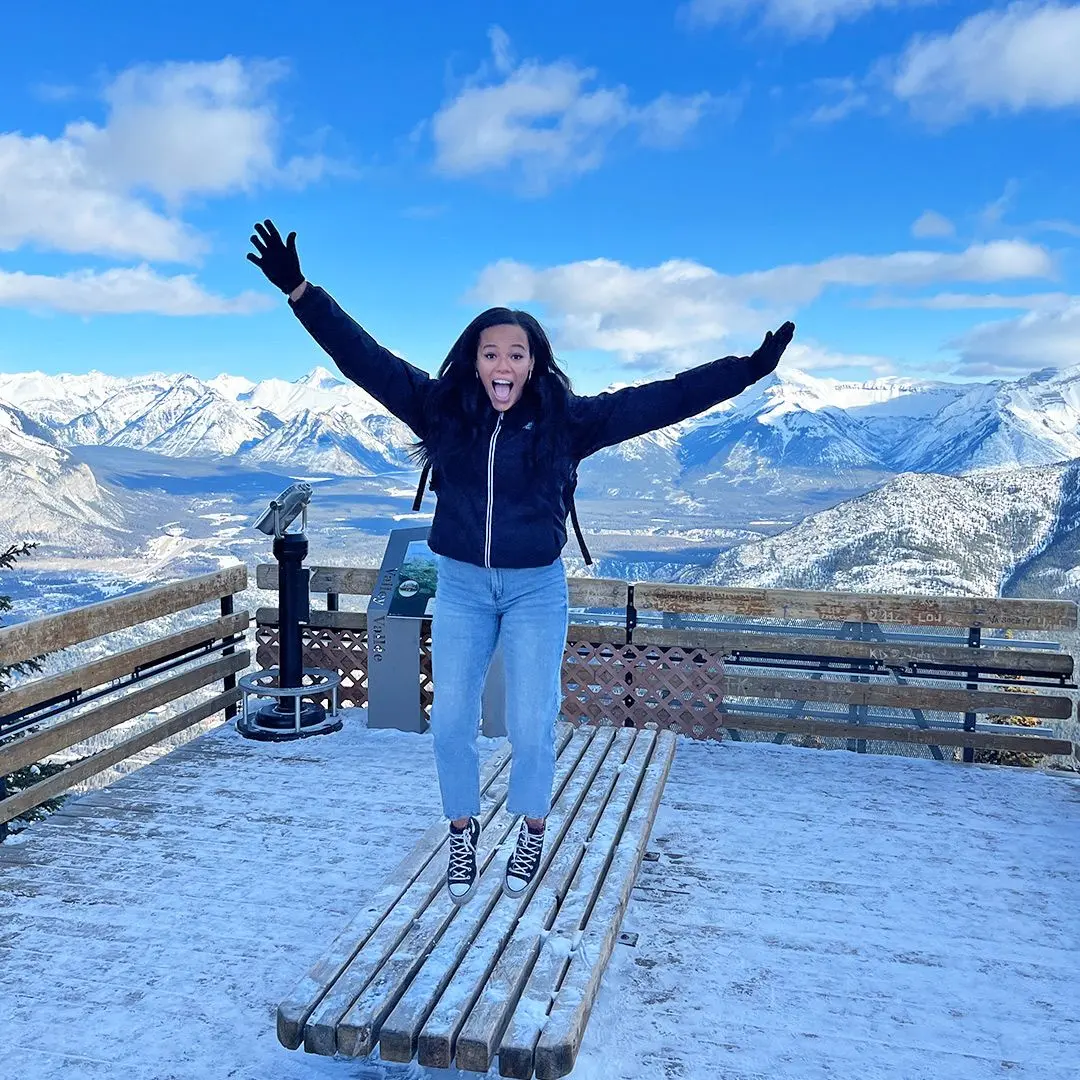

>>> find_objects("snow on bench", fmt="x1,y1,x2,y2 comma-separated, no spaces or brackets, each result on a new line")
276,720,677,1077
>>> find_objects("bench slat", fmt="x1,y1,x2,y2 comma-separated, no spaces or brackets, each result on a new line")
275,734,518,1050
406,728,631,1070
532,730,678,1079
719,673,1072,720
714,711,1074,755
630,627,1074,678
469,729,655,1076
344,726,619,1061
299,725,587,1056
633,583,1079,631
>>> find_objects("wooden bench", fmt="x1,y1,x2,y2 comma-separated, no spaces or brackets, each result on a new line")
277,721,677,1077
0,567,250,836
612,582,1076,761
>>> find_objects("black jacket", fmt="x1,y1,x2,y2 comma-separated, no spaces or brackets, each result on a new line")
290,284,759,569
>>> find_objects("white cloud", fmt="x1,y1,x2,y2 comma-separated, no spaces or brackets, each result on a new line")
0,266,272,316
911,210,955,238
950,299,1080,375
73,57,327,204
978,178,1020,230
679,0,926,38
470,240,1054,368
488,25,515,75
865,291,1070,310
431,29,723,193
0,56,327,262
891,2,1080,122
0,132,202,260
1034,218,1080,238
783,341,898,375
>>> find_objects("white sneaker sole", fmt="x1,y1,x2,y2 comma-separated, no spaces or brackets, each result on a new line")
449,880,478,905
502,876,531,900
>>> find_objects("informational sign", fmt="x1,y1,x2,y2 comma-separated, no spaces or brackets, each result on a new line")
387,538,438,619
366,526,506,737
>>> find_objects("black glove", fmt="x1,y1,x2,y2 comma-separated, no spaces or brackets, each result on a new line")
747,321,795,379
246,219,304,295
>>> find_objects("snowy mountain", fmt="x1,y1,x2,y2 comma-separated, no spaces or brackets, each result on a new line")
0,367,411,468
5,361,1079,486
679,460,1080,600
232,365,391,422
0,402,126,550
888,366,1080,473
577,428,683,500
3,358,1079,603
0,369,159,425
105,379,276,457
239,406,414,475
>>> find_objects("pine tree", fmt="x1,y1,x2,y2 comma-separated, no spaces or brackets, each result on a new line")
1,541,73,841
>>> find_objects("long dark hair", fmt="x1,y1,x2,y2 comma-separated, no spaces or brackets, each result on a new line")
413,307,573,473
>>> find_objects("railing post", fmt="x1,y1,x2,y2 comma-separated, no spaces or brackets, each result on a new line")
0,774,7,843
963,626,980,763
221,594,238,721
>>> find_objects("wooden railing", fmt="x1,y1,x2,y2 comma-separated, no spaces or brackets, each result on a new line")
255,564,1077,762
0,565,250,833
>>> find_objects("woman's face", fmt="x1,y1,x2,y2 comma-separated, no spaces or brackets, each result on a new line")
477,324,533,412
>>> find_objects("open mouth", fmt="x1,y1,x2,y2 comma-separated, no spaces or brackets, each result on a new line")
492,379,513,403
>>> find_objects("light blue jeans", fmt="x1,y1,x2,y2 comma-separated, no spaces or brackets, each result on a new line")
429,554,569,821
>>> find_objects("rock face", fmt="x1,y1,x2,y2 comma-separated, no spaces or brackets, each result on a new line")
0,402,126,551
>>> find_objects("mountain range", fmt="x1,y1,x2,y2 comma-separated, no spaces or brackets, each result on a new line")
1,359,1078,605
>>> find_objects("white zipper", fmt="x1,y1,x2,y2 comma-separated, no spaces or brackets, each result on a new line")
484,413,503,567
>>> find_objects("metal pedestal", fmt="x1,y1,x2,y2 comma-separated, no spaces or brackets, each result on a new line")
237,667,343,741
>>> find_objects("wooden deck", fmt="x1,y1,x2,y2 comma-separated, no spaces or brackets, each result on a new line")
2,711,1078,1079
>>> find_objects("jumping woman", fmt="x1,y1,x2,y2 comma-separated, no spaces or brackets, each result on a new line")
247,219,794,905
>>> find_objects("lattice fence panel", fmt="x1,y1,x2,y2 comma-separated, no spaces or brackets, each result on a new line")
561,638,727,741
420,632,434,717
256,629,731,738
256,626,369,710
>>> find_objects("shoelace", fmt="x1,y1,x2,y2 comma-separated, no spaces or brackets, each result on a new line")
507,824,544,878
448,827,476,882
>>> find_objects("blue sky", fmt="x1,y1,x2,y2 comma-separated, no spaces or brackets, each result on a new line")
1,0,1078,394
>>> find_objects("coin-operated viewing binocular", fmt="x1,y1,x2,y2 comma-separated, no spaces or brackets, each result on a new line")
238,483,342,741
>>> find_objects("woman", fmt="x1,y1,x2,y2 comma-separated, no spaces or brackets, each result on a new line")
247,219,794,905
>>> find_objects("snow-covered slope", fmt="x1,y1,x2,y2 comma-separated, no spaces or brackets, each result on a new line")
0,370,161,425
0,402,126,550
239,406,414,475
235,365,392,422
681,461,1076,597
889,366,1080,474
7,361,1079,484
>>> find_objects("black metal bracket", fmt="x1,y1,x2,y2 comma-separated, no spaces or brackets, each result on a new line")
625,584,638,645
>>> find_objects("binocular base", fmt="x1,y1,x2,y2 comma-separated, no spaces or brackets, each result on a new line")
237,700,343,742
237,667,343,742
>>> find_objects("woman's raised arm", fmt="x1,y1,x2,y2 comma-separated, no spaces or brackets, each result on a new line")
569,322,795,460
247,219,431,436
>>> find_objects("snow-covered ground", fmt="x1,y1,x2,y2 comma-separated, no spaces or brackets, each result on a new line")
2,709,1078,1079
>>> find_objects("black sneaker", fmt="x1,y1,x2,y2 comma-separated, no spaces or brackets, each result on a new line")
503,819,545,899
447,817,481,905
